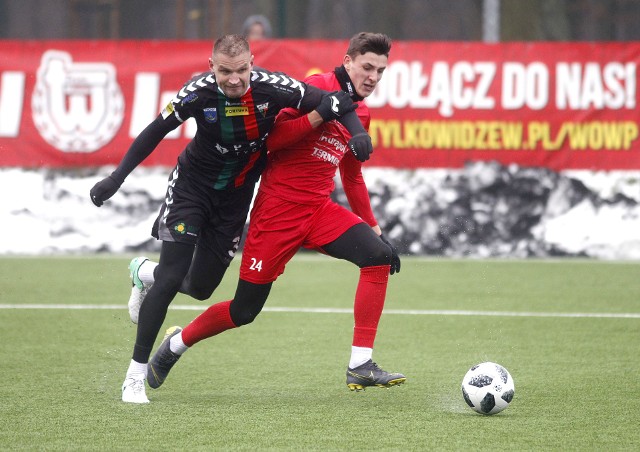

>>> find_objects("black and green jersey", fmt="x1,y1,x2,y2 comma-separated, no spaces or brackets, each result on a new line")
162,68,323,191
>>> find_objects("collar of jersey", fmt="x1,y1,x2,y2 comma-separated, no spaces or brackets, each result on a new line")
334,65,364,102
217,85,251,98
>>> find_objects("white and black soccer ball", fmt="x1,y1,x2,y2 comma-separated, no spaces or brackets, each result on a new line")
461,362,515,415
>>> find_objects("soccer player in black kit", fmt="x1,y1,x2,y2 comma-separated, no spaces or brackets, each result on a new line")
89,34,372,403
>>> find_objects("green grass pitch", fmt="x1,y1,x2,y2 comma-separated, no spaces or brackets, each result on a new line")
1,255,639,450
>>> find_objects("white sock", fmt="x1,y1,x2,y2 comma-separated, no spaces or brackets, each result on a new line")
349,346,373,369
169,332,189,355
126,359,147,379
138,260,158,286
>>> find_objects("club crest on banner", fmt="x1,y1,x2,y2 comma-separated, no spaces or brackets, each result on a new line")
31,50,124,152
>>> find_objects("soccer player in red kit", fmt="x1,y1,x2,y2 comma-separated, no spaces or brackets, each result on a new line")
143,32,405,392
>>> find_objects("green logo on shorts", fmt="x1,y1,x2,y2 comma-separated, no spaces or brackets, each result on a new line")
174,222,186,234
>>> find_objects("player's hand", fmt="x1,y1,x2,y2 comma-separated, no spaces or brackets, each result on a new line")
380,234,401,275
315,91,356,122
348,132,373,162
90,174,122,207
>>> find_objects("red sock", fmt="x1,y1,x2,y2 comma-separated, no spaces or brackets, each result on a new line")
181,300,237,347
352,265,390,349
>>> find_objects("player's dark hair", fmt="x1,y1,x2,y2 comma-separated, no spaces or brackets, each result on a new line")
213,34,250,57
346,32,392,58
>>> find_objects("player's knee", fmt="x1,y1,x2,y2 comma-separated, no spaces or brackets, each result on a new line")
154,272,185,293
183,272,224,300
184,283,215,301
228,280,271,326
359,242,392,267
229,306,261,326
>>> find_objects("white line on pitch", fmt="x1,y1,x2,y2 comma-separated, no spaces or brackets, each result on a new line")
0,304,639,319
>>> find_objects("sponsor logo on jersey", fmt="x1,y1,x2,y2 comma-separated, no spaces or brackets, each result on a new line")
181,93,198,105
161,101,175,119
311,132,347,166
318,133,347,153
225,106,249,116
311,147,340,166
215,143,230,154
31,50,124,153
345,81,356,98
203,107,217,123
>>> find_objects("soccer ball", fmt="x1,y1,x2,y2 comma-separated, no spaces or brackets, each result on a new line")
461,362,515,415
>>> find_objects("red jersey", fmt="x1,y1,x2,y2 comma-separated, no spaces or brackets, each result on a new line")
261,71,377,226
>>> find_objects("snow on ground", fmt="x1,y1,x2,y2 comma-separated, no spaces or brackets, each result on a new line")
2,163,639,259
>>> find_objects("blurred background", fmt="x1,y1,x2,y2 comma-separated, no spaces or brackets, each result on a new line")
1,0,639,258
3,0,640,41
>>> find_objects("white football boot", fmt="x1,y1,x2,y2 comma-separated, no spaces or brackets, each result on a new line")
121,375,149,404
128,257,152,324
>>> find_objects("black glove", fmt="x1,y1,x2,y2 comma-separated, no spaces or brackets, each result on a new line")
90,174,123,207
380,234,401,275
315,91,356,122
348,132,373,162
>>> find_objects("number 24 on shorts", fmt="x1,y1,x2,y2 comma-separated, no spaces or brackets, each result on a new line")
249,258,263,271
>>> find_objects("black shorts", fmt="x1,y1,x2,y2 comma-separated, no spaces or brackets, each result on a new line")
152,164,255,265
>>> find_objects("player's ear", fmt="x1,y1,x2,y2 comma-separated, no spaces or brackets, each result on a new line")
249,54,255,68
343,54,352,69
208,57,214,72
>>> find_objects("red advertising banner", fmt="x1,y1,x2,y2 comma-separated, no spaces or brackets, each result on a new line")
0,40,638,169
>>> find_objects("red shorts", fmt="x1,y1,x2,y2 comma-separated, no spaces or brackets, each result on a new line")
239,191,364,284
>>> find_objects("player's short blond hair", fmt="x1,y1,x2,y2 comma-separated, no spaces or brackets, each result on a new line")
213,34,250,57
